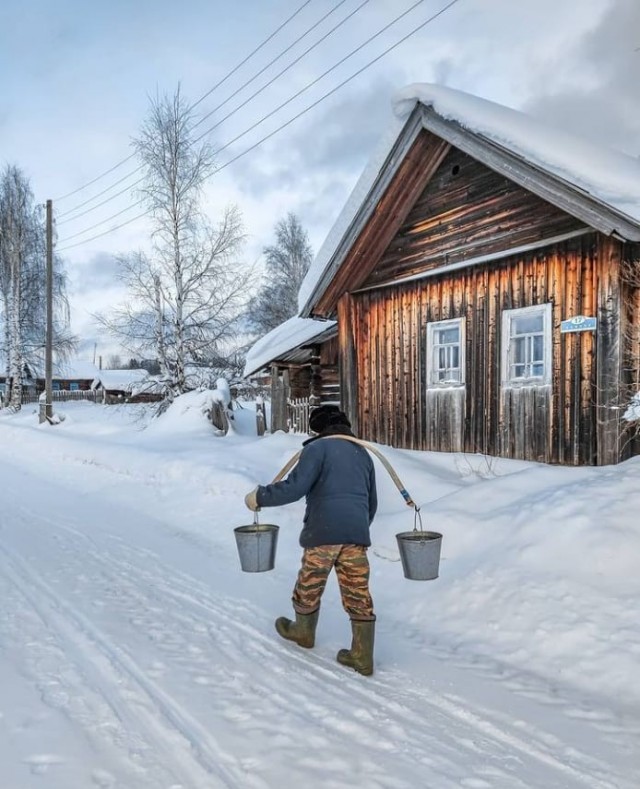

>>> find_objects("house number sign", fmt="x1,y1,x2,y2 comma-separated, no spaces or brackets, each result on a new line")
560,315,598,333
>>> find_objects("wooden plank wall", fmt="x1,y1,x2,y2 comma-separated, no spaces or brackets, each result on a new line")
342,233,615,465
370,148,586,285
620,242,640,459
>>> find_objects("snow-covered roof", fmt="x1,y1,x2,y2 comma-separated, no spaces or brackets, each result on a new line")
243,317,337,378
53,361,100,380
92,368,149,392
394,83,640,223
298,83,640,315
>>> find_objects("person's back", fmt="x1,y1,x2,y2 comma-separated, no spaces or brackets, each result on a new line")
258,435,377,548
244,404,378,675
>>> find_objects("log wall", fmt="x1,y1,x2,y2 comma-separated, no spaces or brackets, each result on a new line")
339,233,628,464
370,147,586,285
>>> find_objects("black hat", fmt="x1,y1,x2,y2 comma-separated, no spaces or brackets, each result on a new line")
309,404,351,434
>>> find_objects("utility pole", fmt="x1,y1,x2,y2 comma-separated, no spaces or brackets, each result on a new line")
41,199,53,423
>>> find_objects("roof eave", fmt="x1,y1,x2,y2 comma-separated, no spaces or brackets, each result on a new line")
243,323,338,378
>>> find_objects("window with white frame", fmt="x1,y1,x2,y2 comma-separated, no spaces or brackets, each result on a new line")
427,318,465,387
502,304,552,386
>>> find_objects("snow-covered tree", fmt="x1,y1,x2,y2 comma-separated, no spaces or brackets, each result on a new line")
248,213,313,336
0,166,75,409
99,87,251,395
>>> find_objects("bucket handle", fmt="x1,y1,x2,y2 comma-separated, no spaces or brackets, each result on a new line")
253,510,268,531
413,506,423,533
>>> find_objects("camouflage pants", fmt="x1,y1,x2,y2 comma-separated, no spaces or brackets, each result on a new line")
292,544,375,621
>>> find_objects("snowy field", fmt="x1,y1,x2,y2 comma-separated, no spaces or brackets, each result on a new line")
0,395,638,789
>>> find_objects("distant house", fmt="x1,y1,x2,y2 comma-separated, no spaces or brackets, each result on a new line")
1,361,98,400
48,361,99,392
244,316,338,432
285,84,640,466
91,369,155,402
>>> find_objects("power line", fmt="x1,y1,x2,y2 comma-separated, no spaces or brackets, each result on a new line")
57,0,359,224
56,0,463,253
53,0,314,203
59,0,426,236
195,0,428,151
59,0,420,233
190,0,314,112
191,0,363,133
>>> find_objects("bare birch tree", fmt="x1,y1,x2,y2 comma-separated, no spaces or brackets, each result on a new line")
100,86,250,394
0,166,76,409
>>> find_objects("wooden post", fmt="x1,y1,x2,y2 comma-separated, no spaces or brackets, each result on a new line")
596,236,623,465
309,349,322,407
40,199,54,424
256,398,266,436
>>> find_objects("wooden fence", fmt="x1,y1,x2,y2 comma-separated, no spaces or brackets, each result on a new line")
288,397,310,434
20,390,101,405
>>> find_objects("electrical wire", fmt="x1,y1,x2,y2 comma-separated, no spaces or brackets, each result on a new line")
56,0,462,252
60,0,419,235
53,0,314,203
57,0,362,224
195,0,427,151
57,0,358,223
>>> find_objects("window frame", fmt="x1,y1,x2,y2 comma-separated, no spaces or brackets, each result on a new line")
426,317,465,389
501,304,552,388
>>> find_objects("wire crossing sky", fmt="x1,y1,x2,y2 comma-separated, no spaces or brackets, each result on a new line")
1,0,637,358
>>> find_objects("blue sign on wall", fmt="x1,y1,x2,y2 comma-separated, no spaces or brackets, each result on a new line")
560,315,598,333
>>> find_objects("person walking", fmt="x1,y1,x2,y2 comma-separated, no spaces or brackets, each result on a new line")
244,404,378,676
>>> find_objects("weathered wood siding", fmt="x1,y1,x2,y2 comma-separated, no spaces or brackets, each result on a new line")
370,147,587,285
621,243,640,459
340,233,627,465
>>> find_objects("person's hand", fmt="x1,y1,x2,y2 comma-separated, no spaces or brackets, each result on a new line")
244,487,260,511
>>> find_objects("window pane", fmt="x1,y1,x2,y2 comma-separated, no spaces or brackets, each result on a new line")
429,321,464,386
438,327,459,344
531,362,544,377
513,314,544,335
533,334,544,362
513,336,526,364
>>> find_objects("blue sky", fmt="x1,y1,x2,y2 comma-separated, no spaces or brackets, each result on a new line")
1,0,638,359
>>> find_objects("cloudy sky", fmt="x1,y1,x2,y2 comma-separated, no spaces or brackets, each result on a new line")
1,0,638,361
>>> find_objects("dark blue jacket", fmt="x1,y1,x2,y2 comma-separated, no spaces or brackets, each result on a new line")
256,436,377,548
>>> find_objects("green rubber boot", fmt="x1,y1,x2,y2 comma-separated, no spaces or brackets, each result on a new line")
337,619,375,676
275,609,319,649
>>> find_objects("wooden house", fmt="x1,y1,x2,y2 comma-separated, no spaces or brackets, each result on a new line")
91,368,154,403
47,361,99,393
244,317,338,433
298,85,640,465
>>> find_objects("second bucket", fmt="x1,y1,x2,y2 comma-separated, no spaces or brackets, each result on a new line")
234,515,279,573
396,530,442,581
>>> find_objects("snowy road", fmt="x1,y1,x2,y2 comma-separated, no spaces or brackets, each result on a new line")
0,413,638,788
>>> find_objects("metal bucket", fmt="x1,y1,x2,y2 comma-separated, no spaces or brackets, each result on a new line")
396,530,442,581
234,519,279,573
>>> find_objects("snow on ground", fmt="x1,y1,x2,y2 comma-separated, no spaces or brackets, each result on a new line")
0,396,638,788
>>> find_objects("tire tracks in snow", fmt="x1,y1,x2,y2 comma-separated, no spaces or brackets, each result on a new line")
8,508,633,789
0,537,250,789
45,522,626,789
